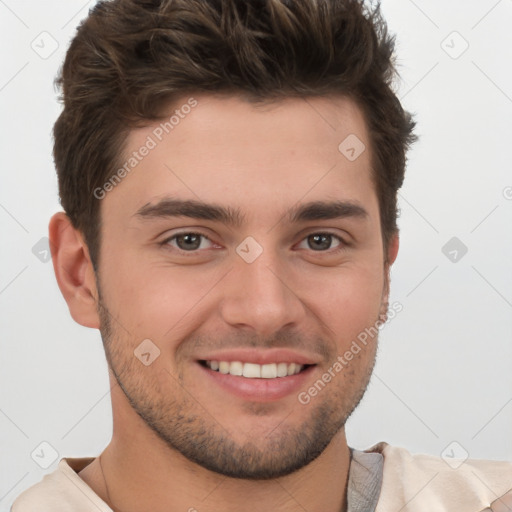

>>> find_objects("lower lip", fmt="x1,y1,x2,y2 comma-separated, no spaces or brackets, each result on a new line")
198,363,316,402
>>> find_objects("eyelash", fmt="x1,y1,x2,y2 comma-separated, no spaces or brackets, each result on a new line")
160,231,348,256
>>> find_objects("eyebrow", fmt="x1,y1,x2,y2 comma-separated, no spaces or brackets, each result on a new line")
133,197,368,226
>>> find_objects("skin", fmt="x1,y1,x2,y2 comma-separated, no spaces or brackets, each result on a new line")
50,94,399,512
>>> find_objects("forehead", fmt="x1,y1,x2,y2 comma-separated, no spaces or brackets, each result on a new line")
103,94,377,227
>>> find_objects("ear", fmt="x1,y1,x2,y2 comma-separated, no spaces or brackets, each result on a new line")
386,231,399,266
379,232,399,322
48,212,100,329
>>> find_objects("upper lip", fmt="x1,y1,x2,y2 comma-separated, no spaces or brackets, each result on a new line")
196,348,319,366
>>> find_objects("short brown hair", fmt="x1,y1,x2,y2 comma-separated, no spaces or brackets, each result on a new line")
54,0,415,269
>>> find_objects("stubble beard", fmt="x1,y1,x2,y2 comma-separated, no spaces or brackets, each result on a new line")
96,292,382,480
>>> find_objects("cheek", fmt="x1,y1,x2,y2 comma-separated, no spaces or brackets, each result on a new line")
311,265,385,343
100,254,223,337
99,236,385,349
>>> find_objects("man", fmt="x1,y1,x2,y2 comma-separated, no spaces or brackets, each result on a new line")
11,0,512,510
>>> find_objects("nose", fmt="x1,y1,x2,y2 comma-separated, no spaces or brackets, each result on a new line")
219,247,306,337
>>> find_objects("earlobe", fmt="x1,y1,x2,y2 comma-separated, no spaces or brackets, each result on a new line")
48,212,100,329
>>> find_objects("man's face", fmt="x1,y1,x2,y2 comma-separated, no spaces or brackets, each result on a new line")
95,94,391,479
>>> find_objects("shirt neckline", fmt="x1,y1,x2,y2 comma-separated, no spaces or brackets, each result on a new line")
61,446,384,511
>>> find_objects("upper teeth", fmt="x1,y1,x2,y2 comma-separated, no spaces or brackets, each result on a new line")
206,361,304,378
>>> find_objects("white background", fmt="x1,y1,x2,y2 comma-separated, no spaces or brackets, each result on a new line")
1,0,511,508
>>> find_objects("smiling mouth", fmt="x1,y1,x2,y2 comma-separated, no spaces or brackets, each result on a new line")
200,360,312,379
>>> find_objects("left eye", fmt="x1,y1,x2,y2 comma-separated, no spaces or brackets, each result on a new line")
296,233,343,251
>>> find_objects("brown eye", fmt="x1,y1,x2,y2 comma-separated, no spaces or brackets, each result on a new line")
164,232,214,252
308,234,333,251
298,233,343,252
175,233,202,250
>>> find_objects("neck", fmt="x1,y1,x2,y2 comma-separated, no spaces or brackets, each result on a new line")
85,384,351,512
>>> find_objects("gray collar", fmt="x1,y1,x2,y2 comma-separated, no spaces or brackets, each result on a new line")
346,447,384,512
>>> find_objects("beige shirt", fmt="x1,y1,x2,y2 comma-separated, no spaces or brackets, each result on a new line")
11,442,512,511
